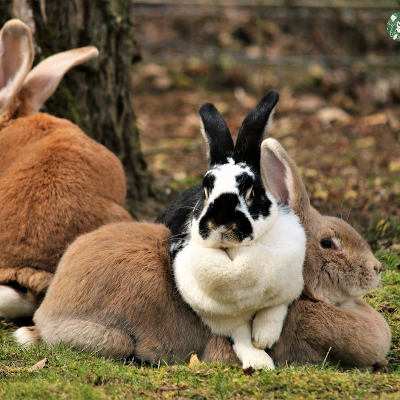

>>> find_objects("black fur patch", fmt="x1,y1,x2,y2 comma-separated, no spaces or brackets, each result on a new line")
234,90,279,172
199,193,253,241
157,185,203,260
203,173,215,196
236,172,272,221
236,172,254,195
248,180,272,220
199,103,234,166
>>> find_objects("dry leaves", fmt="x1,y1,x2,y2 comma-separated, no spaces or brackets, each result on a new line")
188,353,201,369
389,160,400,173
360,113,388,127
234,87,257,109
28,358,47,372
317,107,351,125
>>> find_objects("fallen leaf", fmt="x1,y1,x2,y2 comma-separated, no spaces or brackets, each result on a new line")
313,188,329,201
356,137,375,149
234,87,257,108
387,110,400,130
188,353,201,369
389,159,400,173
376,219,390,233
296,95,325,113
308,63,325,79
344,190,358,200
304,168,318,178
360,113,387,126
390,243,400,253
317,107,351,125
246,45,262,59
28,358,47,372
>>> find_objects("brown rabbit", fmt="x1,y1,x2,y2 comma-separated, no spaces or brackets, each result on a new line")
17,138,390,368
25,222,210,361
0,19,132,319
204,138,391,368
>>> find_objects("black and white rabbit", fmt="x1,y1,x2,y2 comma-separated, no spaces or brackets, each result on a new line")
161,92,306,370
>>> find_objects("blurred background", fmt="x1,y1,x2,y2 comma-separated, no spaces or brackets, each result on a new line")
2,0,399,252
132,0,400,252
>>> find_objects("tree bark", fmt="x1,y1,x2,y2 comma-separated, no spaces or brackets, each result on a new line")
1,0,150,216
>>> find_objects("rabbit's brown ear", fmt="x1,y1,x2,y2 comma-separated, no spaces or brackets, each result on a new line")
260,138,310,220
0,19,34,114
19,46,99,115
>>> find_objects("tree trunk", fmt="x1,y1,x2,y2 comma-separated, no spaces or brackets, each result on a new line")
1,0,151,216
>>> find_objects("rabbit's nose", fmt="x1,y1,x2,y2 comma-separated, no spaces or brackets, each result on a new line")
224,223,237,233
373,262,384,274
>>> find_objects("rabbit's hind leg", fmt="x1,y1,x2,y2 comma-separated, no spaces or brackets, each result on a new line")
33,315,135,359
202,335,239,364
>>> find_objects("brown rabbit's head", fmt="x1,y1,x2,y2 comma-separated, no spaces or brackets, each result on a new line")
261,138,382,305
0,19,98,124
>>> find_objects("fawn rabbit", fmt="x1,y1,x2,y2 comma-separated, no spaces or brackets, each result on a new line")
263,138,390,367
203,138,391,368
0,19,132,319
17,108,390,369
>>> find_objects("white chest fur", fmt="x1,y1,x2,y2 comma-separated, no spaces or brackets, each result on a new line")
173,208,306,370
174,209,305,327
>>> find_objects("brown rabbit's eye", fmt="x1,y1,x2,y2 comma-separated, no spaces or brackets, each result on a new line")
320,238,336,250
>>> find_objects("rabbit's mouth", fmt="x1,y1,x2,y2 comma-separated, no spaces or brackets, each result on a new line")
221,247,234,260
345,272,380,298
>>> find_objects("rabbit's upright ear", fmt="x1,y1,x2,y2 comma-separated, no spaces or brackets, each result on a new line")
234,90,279,172
260,138,310,220
0,19,34,114
199,103,234,166
19,46,99,115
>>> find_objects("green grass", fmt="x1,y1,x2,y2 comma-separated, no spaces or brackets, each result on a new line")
1,250,399,399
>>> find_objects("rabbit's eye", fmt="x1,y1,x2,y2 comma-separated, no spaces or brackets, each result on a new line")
320,238,336,250
203,173,215,200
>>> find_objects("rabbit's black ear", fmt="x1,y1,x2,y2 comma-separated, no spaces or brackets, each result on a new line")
234,90,279,172
199,103,234,166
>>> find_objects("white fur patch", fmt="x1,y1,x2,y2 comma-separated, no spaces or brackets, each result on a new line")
0,285,35,319
13,326,39,347
231,322,275,370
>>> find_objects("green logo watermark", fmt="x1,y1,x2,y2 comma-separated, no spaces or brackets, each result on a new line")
387,12,400,41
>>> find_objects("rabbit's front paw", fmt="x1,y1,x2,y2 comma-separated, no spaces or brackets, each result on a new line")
252,320,282,350
235,346,275,370
252,305,287,349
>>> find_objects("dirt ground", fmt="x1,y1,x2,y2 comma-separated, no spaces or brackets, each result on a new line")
132,5,400,252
